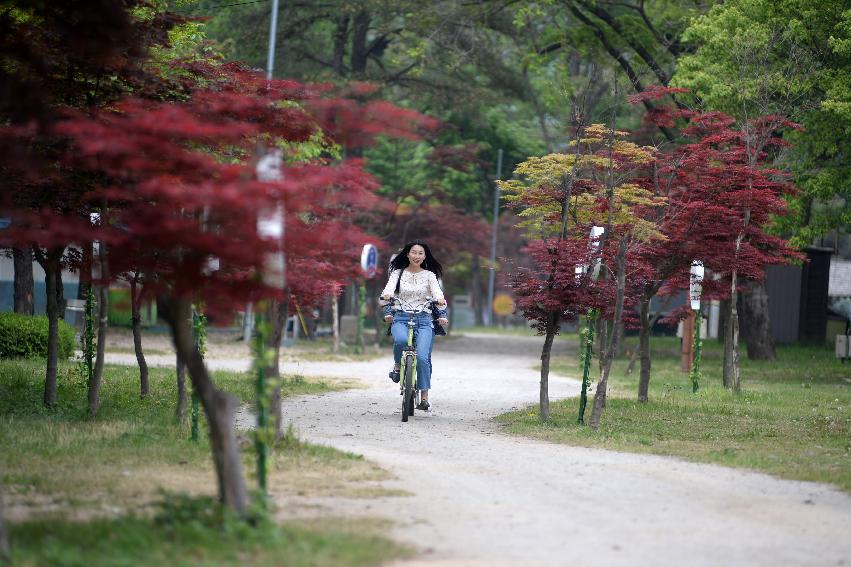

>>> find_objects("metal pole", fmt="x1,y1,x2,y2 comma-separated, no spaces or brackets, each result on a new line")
486,148,503,326
355,280,365,354
266,0,280,80
578,308,597,424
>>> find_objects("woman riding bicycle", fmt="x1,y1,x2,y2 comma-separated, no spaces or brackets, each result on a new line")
379,240,448,412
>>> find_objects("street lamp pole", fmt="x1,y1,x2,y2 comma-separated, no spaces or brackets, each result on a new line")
266,0,280,80
486,148,503,326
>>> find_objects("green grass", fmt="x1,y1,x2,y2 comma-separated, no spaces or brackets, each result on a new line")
9,505,408,567
497,338,851,493
0,359,406,565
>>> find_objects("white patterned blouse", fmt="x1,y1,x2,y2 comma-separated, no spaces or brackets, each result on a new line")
380,269,445,313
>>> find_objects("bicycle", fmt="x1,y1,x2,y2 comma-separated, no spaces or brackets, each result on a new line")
386,296,435,422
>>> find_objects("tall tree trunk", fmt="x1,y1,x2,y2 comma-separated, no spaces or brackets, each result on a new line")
12,246,34,315
739,279,775,360
160,295,248,514
333,14,349,76
55,268,66,320
176,351,187,421
130,274,149,397
34,247,63,407
626,293,670,375
350,10,370,76
590,237,628,429
538,311,559,422
89,245,109,416
723,284,741,391
717,299,729,343
637,291,652,402
472,254,484,325
723,205,750,390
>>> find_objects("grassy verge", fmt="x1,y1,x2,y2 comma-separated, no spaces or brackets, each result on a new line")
9,503,408,567
0,359,407,565
497,337,851,493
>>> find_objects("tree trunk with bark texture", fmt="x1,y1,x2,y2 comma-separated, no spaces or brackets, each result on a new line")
590,237,628,429
637,291,652,402
89,245,109,416
723,288,741,391
13,246,34,315
160,295,249,514
130,275,149,397
55,268,66,320
176,351,187,421
538,311,559,422
717,299,729,343
350,10,369,76
36,247,63,408
740,279,775,360
626,293,670,375
332,14,349,76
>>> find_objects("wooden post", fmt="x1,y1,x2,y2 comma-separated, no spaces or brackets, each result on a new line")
681,310,695,372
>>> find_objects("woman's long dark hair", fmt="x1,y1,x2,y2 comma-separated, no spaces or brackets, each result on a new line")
389,240,443,279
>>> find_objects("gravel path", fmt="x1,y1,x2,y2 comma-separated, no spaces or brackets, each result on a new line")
107,334,851,566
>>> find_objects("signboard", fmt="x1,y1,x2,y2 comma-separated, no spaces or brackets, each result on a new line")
361,244,378,278
689,260,704,310
492,293,515,316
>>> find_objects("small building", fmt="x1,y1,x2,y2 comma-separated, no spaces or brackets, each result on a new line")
765,246,832,344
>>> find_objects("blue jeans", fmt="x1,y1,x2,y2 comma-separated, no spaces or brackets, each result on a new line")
391,312,435,391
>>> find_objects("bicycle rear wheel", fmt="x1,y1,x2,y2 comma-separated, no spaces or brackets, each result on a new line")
401,354,414,422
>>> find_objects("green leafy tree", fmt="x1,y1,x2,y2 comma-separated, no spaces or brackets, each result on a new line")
673,0,851,250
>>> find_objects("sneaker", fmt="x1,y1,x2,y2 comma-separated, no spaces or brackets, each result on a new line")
388,368,400,383
416,400,431,411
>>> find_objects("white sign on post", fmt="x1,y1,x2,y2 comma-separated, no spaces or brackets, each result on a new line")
575,226,605,282
589,225,605,280
256,149,286,290
689,260,704,310
361,244,378,278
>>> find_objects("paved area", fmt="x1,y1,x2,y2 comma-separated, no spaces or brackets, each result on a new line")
108,333,851,566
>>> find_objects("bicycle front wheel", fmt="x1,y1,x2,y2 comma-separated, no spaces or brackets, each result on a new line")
401,354,414,422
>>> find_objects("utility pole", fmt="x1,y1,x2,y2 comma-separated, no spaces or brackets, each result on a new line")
243,0,281,343
486,148,503,326
266,0,280,80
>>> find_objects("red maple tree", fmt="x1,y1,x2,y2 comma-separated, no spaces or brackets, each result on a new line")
627,87,800,397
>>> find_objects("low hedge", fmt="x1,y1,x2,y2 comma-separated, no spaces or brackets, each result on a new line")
0,312,76,359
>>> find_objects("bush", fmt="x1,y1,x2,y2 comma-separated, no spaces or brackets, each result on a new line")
0,312,76,359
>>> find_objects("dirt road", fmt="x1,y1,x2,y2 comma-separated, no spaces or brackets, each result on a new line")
110,333,851,566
